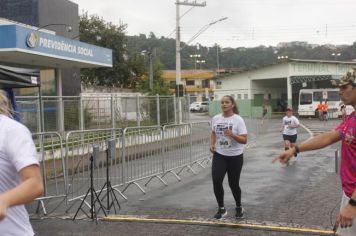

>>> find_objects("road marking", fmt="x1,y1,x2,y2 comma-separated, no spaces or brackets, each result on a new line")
103,216,335,235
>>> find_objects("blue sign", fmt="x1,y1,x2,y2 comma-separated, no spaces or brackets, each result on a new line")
0,24,112,67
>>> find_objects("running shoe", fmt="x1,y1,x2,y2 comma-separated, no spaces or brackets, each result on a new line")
214,207,227,219
235,206,244,219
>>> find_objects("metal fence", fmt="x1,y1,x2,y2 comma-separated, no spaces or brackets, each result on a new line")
63,122,213,203
16,94,190,133
32,132,67,215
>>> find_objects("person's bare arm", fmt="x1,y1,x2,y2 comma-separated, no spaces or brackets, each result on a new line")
336,190,356,228
273,130,341,164
0,165,43,221
210,131,217,153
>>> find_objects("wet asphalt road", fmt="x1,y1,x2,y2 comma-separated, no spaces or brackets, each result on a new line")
31,116,342,236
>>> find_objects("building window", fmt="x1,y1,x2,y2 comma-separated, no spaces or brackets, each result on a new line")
201,79,210,88
186,80,195,86
244,94,248,99
237,94,241,99
216,81,222,85
230,94,235,99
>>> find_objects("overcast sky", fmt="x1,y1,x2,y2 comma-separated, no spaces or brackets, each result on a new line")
71,0,356,48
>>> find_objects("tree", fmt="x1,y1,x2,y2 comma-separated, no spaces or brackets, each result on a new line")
79,12,145,88
136,59,172,95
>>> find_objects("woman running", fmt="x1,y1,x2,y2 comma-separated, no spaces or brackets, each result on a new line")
210,95,247,219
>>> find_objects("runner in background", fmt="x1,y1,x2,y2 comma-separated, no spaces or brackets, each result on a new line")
280,108,300,159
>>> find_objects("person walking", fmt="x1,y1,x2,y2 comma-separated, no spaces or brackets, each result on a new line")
273,69,356,236
280,107,300,156
261,100,268,124
210,95,248,219
0,90,43,236
322,99,329,121
317,100,324,121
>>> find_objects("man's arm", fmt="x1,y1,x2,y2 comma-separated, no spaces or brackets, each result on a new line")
337,190,356,228
273,130,341,164
0,165,43,221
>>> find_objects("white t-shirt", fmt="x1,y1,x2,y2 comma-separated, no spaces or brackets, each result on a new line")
282,115,300,136
211,114,247,156
0,115,39,236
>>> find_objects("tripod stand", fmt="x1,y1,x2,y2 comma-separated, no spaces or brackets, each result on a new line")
73,149,107,222
97,139,121,214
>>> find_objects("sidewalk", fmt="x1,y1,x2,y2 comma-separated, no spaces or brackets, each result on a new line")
31,118,342,236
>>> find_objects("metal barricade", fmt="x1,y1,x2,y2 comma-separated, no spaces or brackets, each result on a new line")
161,123,194,180
65,128,124,203
32,132,66,215
190,122,212,168
121,126,166,194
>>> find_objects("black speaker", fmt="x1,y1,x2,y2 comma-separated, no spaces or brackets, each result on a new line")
92,144,99,167
107,139,116,159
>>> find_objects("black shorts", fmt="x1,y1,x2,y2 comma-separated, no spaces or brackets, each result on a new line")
283,134,297,143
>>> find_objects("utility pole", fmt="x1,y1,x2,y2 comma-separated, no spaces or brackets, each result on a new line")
216,44,220,77
175,0,206,123
149,51,153,90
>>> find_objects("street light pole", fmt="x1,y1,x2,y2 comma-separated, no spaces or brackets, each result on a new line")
141,50,154,91
189,54,200,70
175,0,206,123
216,44,220,77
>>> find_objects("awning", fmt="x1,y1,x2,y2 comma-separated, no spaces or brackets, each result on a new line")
0,65,39,88
0,24,112,69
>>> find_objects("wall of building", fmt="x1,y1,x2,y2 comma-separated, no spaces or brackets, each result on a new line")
0,0,81,96
0,0,39,26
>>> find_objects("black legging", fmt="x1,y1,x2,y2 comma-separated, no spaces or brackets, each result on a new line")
212,152,243,208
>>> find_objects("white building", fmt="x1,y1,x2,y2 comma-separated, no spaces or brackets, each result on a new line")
213,59,356,116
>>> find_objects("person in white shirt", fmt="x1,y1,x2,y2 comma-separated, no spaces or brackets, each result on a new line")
0,90,43,236
280,107,300,156
210,95,247,219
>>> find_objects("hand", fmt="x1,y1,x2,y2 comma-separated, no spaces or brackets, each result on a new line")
0,199,9,221
210,144,216,153
223,129,233,137
336,204,356,228
272,148,294,164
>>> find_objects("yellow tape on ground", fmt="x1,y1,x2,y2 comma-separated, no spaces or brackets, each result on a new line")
103,216,335,235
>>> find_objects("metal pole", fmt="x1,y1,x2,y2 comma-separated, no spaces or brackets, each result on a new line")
149,52,153,90
79,94,84,131
176,1,182,123
216,44,220,77
173,95,177,124
156,94,160,126
335,149,339,174
55,69,64,133
136,95,140,127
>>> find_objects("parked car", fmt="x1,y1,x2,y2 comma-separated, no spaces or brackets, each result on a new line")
190,101,209,112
